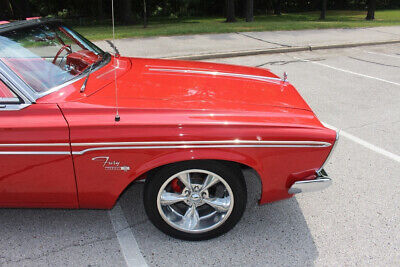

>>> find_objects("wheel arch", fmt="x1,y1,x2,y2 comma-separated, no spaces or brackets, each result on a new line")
111,150,264,208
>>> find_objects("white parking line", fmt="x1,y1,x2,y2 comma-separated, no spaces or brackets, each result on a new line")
360,50,400,59
323,122,400,163
291,55,400,87
109,203,148,267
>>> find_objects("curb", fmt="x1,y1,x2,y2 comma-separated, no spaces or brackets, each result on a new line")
164,39,400,60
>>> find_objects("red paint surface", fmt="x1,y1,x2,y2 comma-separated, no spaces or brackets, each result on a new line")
0,80,14,97
0,105,78,208
1,56,336,209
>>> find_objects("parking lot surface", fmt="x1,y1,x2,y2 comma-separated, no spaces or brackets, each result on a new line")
1,43,399,266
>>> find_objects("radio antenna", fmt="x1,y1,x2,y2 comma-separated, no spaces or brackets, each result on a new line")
111,0,120,122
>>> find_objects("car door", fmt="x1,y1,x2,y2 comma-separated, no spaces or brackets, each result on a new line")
0,78,78,208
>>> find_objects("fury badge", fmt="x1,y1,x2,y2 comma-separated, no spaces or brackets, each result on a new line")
92,156,131,172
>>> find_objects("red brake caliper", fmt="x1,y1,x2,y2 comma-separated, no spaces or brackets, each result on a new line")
171,178,182,193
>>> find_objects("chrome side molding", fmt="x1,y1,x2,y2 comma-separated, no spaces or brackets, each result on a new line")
288,169,332,194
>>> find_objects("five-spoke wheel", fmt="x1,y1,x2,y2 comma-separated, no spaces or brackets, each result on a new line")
144,161,246,240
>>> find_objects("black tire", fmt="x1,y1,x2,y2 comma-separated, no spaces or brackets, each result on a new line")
143,160,247,241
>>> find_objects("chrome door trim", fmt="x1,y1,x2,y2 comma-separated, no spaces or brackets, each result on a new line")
72,143,331,155
0,151,71,155
0,103,31,111
71,140,331,147
0,140,331,155
0,143,70,147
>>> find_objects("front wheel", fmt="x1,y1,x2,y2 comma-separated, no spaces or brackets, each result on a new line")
143,161,247,240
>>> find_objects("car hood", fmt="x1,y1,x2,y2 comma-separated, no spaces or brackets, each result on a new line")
82,57,312,113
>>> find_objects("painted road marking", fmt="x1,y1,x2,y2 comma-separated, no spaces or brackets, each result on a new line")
290,54,400,162
360,50,400,59
323,122,400,163
291,55,400,87
109,203,148,267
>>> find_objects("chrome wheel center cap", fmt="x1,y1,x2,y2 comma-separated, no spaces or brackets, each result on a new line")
191,193,201,202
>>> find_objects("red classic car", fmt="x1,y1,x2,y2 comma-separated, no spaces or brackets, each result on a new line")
0,19,337,240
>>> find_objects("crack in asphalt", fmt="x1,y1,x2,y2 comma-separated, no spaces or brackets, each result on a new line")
344,121,380,131
0,235,118,264
348,56,400,68
236,32,292,47
255,57,325,67
0,219,149,265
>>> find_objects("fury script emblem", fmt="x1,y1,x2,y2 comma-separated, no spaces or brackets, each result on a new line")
92,156,131,172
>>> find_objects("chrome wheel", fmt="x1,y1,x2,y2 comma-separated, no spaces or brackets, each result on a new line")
156,169,234,234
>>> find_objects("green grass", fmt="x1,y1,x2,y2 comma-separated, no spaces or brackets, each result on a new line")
74,10,400,41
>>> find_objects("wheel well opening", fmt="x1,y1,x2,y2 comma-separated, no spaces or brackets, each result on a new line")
115,159,262,207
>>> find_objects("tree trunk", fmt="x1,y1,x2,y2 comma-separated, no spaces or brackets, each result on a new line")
266,0,273,15
10,0,31,19
245,0,253,22
143,0,147,28
120,0,134,24
0,0,13,20
366,0,376,20
273,0,281,15
320,0,327,20
226,0,236,22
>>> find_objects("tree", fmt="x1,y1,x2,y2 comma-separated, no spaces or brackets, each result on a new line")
366,0,376,20
0,0,13,19
320,0,327,20
245,0,253,22
225,0,236,22
273,0,281,15
143,0,147,28
120,0,134,24
266,0,273,15
10,0,31,19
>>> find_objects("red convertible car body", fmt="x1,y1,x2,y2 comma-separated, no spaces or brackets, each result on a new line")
0,19,337,239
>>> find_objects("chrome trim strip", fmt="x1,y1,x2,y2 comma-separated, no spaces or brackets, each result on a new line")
0,103,31,111
148,68,284,83
72,140,331,147
0,143,69,147
0,97,20,103
0,60,35,103
317,130,339,172
72,143,329,155
0,151,71,155
0,140,330,155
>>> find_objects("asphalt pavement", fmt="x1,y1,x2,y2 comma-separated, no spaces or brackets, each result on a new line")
1,36,400,266
94,26,400,59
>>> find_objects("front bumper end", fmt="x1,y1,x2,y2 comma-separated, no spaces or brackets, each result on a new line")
288,169,332,194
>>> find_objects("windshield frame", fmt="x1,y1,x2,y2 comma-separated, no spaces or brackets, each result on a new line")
0,19,111,100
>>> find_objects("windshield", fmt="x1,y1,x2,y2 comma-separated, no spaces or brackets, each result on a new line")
0,22,105,94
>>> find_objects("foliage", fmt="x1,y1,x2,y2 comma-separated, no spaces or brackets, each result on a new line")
1,0,399,22
73,10,400,40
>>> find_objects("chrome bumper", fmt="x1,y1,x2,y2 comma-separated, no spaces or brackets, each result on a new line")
288,169,332,194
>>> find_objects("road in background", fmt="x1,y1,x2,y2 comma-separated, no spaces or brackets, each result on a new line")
1,43,399,266
94,26,400,59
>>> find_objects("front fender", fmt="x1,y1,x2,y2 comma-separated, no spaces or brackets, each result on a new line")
75,147,263,209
